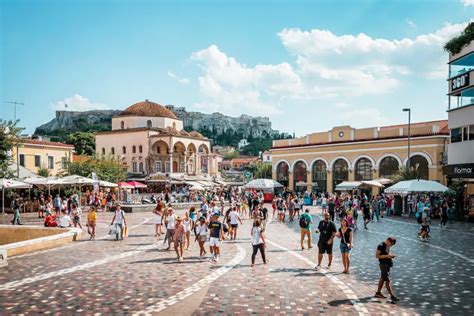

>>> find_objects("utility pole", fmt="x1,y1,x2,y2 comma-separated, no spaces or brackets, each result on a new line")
6,101,24,178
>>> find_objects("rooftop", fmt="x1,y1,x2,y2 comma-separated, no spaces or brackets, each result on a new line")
118,99,178,119
22,139,74,148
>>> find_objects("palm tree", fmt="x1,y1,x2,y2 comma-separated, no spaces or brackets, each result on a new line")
390,164,422,182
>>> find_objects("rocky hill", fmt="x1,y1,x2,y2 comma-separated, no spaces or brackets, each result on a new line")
35,107,280,139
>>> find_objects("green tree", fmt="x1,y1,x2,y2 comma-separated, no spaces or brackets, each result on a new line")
63,155,126,183
248,162,272,179
37,167,50,177
66,132,96,155
444,22,474,55
390,165,422,182
0,120,23,178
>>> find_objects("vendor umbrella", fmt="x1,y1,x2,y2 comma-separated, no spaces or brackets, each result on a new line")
127,181,147,188
118,182,134,189
384,179,449,195
1,179,33,223
243,179,283,190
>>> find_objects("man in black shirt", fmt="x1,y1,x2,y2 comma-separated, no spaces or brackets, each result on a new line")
362,199,371,230
315,212,337,270
375,237,399,302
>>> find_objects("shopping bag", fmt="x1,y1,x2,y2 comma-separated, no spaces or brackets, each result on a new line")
122,225,129,238
109,225,116,235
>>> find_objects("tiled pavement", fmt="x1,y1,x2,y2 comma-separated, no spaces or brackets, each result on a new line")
1,207,473,315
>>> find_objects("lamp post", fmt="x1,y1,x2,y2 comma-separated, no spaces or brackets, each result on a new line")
403,108,411,170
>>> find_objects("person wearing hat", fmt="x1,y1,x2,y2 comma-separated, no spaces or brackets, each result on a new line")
173,216,186,261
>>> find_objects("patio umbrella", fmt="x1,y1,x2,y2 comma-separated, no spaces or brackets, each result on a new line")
335,181,362,191
1,179,33,219
61,175,95,185
24,176,65,195
127,181,147,188
189,184,205,191
99,180,118,188
384,179,449,195
361,180,385,188
118,182,134,189
243,179,283,189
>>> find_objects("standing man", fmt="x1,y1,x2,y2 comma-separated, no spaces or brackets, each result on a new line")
257,202,268,230
315,212,337,270
327,198,336,221
164,208,177,250
375,236,399,303
11,195,22,225
208,212,225,262
299,208,312,250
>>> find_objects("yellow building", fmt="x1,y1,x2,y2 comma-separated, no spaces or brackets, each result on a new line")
12,139,74,176
270,120,449,193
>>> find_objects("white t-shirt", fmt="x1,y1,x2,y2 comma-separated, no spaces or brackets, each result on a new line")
166,214,176,229
229,211,240,225
183,218,191,232
59,215,71,227
251,227,263,245
115,210,125,224
196,223,208,236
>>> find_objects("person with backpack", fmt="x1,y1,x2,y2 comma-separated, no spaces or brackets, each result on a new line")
299,208,313,250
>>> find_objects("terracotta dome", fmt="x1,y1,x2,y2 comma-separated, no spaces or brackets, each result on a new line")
189,131,204,139
119,99,177,119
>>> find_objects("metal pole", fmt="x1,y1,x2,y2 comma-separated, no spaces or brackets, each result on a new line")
2,188,4,225
407,110,411,170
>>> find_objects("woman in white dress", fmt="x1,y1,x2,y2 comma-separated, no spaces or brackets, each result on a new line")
183,211,192,250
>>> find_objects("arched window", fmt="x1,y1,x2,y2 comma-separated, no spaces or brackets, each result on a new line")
276,162,289,188
101,148,105,155
355,158,373,181
293,161,307,192
121,121,125,130
379,156,399,178
139,162,144,173
312,160,327,192
147,120,152,128
408,155,429,180
111,147,115,155
122,146,126,154
132,145,136,154
139,145,143,153
333,159,349,189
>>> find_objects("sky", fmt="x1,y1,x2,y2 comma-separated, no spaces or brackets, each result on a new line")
1,0,473,136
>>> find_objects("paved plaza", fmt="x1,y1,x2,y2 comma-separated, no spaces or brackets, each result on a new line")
1,206,473,315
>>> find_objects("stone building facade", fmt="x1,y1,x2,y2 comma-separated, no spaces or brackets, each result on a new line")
270,120,449,193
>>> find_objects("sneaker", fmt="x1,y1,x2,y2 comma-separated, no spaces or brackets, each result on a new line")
374,292,386,299
325,265,331,269
391,295,399,302
315,265,321,270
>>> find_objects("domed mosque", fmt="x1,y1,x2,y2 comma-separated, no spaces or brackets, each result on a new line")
95,100,215,179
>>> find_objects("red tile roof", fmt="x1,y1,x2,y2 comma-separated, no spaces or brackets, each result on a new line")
118,99,177,119
22,139,74,148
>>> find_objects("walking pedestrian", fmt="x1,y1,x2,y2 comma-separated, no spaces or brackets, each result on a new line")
228,206,242,240
173,216,186,261
440,201,449,227
195,216,208,259
183,212,192,250
337,218,353,273
299,208,313,250
328,198,336,221
11,195,22,225
362,199,371,230
110,204,127,241
375,237,399,303
251,219,267,267
315,212,337,270
209,212,225,262
164,208,177,250
87,207,97,240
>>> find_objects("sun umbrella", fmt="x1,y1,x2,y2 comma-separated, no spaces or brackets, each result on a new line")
61,175,95,185
127,181,147,188
189,184,205,191
24,176,65,195
335,181,362,191
243,179,283,189
118,182,134,189
99,180,118,187
384,179,449,195
1,179,33,219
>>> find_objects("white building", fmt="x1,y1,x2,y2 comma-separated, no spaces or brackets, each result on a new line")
96,100,217,176
238,139,249,149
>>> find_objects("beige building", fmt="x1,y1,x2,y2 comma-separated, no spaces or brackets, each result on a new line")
95,100,217,177
12,139,74,176
270,120,449,193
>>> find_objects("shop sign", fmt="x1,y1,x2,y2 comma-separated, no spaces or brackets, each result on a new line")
444,163,474,178
450,71,470,93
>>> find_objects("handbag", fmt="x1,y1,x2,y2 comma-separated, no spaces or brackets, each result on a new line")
122,225,129,238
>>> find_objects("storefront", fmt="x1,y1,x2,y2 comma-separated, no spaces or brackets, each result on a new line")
444,163,474,220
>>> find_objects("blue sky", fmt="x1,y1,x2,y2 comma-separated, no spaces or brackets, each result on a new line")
1,0,473,136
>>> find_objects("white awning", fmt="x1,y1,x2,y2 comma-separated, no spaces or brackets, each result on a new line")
335,181,362,191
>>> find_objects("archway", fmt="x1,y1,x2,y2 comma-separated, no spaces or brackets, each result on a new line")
408,155,429,180
173,142,186,173
198,144,210,174
333,158,349,190
312,160,327,193
379,156,399,178
355,158,373,181
276,161,289,188
293,161,307,193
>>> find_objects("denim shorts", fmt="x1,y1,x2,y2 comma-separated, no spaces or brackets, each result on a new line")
340,243,352,253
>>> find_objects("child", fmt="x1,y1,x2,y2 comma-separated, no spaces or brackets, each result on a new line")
87,207,97,240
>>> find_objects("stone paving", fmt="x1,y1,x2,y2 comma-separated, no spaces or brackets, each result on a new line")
0,206,473,315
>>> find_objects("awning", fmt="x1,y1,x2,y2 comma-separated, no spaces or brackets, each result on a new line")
384,179,449,195
335,181,362,191
360,180,385,188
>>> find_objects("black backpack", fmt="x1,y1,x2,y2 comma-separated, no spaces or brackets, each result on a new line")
299,215,309,228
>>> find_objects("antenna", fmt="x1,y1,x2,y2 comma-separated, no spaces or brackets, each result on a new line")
5,101,24,121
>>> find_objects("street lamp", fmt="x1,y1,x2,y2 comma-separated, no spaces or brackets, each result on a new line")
403,108,411,170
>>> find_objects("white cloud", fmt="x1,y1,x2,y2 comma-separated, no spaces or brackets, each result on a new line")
51,94,109,111
184,21,469,129
167,71,190,84
461,0,474,6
